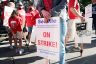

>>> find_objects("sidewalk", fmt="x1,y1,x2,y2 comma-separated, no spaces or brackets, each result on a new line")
66,34,96,64
0,34,96,64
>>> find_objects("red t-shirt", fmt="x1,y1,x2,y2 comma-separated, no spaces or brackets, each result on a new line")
17,9,26,25
26,10,40,27
8,16,22,34
43,0,52,11
68,0,80,19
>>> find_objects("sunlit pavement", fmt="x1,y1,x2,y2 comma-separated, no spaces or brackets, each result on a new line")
0,33,96,64
66,34,96,64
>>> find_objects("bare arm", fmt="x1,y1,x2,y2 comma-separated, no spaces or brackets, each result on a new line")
70,7,85,22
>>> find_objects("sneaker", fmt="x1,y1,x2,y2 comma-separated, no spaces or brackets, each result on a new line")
19,49,24,55
65,47,70,53
72,47,81,52
9,45,14,49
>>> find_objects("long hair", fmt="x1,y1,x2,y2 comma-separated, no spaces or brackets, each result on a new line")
10,10,18,18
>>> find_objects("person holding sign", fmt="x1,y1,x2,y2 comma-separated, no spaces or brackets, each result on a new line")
37,0,67,64
65,0,85,56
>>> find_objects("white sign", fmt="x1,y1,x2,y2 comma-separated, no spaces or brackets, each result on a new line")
30,26,36,42
85,4,92,18
75,18,92,43
36,17,60,61
3,6,14,26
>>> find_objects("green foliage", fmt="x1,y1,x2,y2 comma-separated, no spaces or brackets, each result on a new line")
79,0,91,13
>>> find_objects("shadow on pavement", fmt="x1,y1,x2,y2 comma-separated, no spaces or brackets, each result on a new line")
0,43,44,64
0,56,43,64
66,38,96,53
15,56,43,64
67,54,96,64
0,44,37,58
81,39,96,49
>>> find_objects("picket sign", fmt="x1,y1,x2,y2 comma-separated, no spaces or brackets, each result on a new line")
3,6,14,26
75,4,92,43
35,17,60,61
75,18,92,43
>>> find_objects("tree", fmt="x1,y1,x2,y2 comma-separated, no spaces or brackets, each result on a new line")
79,0,91,13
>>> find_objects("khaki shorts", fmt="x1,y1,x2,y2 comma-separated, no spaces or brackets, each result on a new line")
66,18,81,41
13,31,22,39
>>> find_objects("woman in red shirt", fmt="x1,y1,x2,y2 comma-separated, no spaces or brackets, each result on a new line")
8,10,24,54
26,3,40,44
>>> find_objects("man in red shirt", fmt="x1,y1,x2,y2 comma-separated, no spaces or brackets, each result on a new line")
26,3,40,44
65,0,84,55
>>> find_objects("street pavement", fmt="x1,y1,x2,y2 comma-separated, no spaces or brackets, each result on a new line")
0,33,96,64
66,34,96,64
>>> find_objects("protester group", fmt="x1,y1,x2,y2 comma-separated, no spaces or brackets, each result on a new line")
0,0,96,64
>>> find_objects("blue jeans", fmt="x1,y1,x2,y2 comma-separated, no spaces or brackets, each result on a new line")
59,18,67,64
